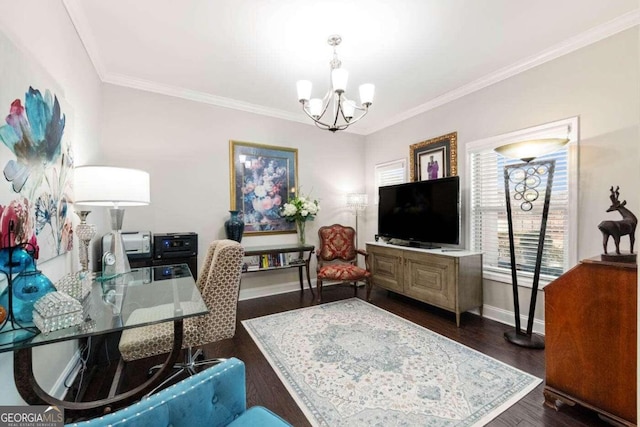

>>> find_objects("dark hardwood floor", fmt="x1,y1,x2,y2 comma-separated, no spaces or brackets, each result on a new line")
70,286,611,426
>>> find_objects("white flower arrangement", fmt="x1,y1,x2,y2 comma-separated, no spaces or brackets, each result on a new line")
280,193,320,223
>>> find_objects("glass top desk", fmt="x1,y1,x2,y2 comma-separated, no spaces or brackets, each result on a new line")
1,264,208,419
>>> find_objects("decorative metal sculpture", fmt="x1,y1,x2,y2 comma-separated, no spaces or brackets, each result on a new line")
598,186,637,259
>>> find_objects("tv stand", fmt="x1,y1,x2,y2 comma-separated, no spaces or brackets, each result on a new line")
409,241,440,249
388,239,440,249
367,242,483,327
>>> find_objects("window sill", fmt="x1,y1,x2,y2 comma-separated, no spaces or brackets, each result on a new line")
482,269,555,289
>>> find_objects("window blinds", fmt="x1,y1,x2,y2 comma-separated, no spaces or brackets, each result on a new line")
375,159,406,204
469,149,569,280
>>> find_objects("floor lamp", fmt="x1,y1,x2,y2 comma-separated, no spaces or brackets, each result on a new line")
346,193,368,244
495,136,569,349
74,166,150,275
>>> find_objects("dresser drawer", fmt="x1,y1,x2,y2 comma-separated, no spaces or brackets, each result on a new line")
368,245,403,293
404,253,456,310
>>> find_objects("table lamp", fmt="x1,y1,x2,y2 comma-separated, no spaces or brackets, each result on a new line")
74,166,150,275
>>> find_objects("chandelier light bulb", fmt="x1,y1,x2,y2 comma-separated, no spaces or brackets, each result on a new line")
309,98,323,117
342,100,356,119
296,80,312,102
359,84,375,106
331,69,348,93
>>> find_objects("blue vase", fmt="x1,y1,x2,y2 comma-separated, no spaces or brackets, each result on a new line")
11,270,55,323
224,210,245,243
0,247,35,275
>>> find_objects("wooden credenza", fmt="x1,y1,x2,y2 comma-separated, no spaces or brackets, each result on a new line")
366,242,482,326
543,257,637,426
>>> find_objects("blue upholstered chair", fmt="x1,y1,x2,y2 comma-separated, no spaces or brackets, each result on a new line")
66,358,290,427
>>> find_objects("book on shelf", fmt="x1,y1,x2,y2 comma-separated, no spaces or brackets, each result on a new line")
243,253,305,269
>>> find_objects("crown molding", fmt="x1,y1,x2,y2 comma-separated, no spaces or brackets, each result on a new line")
363,9,640,135
64,4,638,136
102,73,369,135
62,0,106,80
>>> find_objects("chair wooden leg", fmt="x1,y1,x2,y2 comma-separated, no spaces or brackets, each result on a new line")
365,278,372,302
317,279,323,303
353,281,358,297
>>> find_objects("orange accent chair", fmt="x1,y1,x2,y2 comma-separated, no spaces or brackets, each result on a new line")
316,224,372,302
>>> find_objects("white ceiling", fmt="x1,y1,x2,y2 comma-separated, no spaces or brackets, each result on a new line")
63,0,639,135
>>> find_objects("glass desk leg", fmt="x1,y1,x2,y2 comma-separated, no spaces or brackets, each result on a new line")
13,320,185,421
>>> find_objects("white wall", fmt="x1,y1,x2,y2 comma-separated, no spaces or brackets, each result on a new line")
0,1,103,405
99,84,366,295
363,28,640,326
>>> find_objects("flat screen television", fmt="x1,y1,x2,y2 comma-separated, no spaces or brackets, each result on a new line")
378,176,460,247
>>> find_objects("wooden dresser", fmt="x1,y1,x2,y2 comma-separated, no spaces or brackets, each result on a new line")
543,257,637,426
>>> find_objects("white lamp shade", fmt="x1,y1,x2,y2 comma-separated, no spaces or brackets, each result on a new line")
359,84,375,105
74,166,150,206
309,98,323,117
342,100,356,119
296,80,312,101
347,193,368,209
331,68,348,92
495,138,570,162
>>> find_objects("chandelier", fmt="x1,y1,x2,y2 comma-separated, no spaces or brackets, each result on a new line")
296,35,375,132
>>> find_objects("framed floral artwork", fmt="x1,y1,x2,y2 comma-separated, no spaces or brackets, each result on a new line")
0,31,74,262
409,132,457,182
229,141,298,234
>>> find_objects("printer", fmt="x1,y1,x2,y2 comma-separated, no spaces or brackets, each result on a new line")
102,231,152,260
100,231,197,278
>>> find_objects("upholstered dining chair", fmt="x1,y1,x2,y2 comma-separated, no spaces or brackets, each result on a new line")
316,224,372,302
118,239,244,387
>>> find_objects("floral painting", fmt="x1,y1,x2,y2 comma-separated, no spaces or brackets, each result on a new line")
0,86,73,261
229,141,297,234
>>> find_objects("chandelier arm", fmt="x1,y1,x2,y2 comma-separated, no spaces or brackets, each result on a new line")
333,95,343,129
313,120,332,131
301,102,338,130
340,107,369,126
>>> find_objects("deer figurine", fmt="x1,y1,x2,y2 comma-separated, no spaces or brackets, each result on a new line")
598,186,637,255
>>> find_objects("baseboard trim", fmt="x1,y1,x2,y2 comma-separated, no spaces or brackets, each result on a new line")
481,304,545,335
51,347,83,400
239,280,306,301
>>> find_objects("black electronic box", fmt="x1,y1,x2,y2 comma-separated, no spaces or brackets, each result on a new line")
153,232,198,260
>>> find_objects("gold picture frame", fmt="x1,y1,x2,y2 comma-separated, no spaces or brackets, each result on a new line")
229,140,298,235
409,132,457,182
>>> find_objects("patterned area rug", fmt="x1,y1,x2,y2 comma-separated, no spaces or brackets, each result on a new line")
242,298,541,427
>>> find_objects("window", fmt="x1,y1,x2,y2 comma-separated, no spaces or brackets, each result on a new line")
467,118,578,287
374,159,406,204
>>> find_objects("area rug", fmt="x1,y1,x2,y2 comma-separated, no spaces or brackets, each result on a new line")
242,298,541,427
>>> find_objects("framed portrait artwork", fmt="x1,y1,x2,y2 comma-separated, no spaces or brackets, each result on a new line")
409,132,458,181
229,140,298,235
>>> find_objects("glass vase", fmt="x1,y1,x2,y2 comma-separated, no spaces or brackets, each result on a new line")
0,247,35,275
224,210,245,243
296,220,306,245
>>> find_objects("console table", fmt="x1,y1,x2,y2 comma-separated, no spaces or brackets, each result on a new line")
367,242,483,326
242,244,315,294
